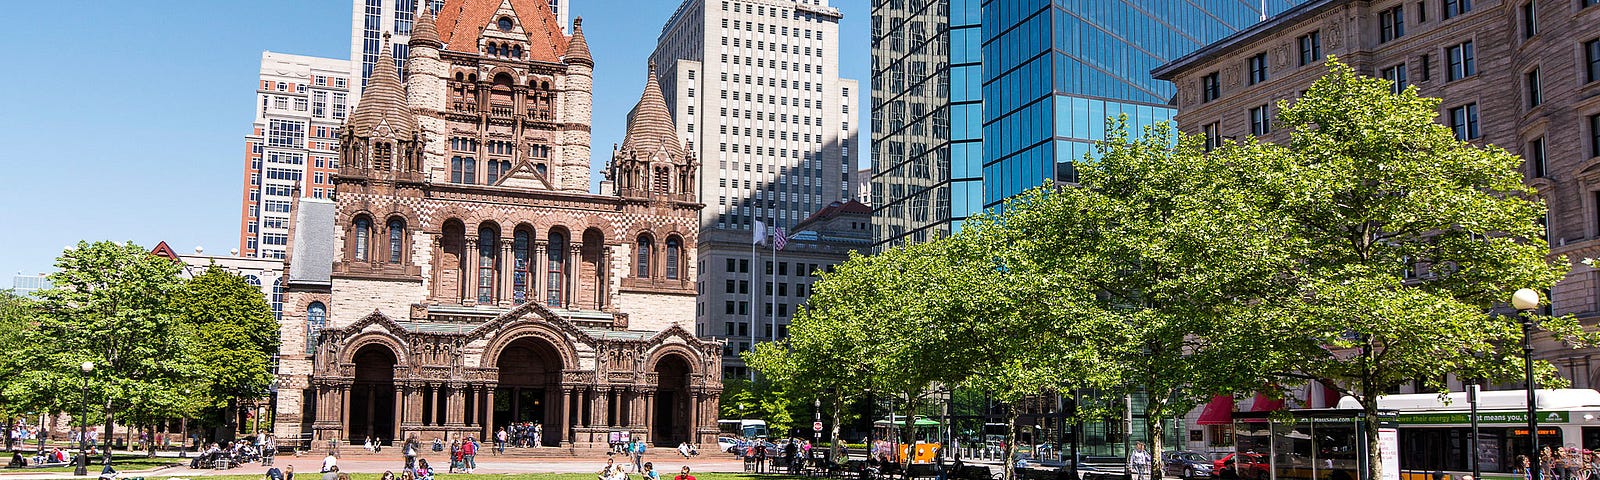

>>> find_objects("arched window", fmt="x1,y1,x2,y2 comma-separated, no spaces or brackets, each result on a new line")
388,218,405,264
306,301,327,354
512,45,523,59
354,216,372,260
271,278,284,322
636,235,653,277
513,230,531,304
546,232,566,306
478,227,498,304
666,237,682,279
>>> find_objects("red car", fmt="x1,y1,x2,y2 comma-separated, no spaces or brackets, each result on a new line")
1214,452,1269,480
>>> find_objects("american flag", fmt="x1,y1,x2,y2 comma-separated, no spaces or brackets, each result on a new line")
773,227,788,251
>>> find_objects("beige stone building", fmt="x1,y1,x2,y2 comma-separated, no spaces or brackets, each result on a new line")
1153,0,1600,397
274,0,723,449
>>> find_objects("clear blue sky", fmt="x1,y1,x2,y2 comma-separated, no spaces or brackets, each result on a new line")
0,0,871,286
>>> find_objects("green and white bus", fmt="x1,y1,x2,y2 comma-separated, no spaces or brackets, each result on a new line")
1336,388,1600,480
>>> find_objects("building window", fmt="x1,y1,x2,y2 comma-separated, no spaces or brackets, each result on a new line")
1446,41,1475,81
1248,53,1268,85
1442,0,1471,19
1527,68,1543,108
1382,64,1409,94
306,302,326,354
478,227,497,303
1522,2,1537,38
354,216,371,261
1449,103,1480,140
1380,6,1405,43
666,238,681,279
1592,115,1600,158
1529,137,1547,178
486,159,510,184
1587,39,1600,83
547,232,566,306
1202,72,1220,102
387,218,405,264
1202,122,1221,151
637,235,653,277
513,230,530,304
1420,54,1433,81
1298,31,1322,66
451,156,476,184
1250,105,1271,136
267,119,306,147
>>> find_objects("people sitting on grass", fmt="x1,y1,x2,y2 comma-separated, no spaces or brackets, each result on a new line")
413,458,435,480
673,466,696,480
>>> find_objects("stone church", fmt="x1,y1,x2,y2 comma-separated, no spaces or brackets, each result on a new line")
272,0,722,448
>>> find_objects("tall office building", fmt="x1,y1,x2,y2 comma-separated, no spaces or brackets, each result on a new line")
239,52,352,259
869,0,1304,249
647,0,860,375
349,0,568,103
9,272,50,298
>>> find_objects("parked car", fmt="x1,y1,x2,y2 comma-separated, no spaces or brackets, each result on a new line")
1214,452,1268,480
718,437,739,453
1162,451,1215,479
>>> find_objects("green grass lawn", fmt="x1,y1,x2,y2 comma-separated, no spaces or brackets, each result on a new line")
142,474,808,480
2,453,181,473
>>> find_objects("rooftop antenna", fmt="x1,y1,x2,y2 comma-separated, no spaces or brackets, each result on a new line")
1261,0,1267,21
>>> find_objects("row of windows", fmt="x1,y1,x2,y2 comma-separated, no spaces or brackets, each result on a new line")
723,279,812,298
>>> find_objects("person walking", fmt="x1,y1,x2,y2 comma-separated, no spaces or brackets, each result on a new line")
494,428,506,456
631,439,646,472
403,436,419,471
1128,442,1152,480
262,435,277,466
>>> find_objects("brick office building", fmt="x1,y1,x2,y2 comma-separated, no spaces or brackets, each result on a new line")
1153,0,1600,391
272,1,723,448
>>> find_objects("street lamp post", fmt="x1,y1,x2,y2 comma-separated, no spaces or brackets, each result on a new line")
1512,288,1542,480
74,361,93,476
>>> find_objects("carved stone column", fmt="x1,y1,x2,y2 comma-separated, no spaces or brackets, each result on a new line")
595,387,611,427
499,239,515,306
533,240,548,305
566,243,582,309
561,387,575,446
429,234,447,302
339,383,352,442
463,236,479,305
447,383,465,426
600,246,613,310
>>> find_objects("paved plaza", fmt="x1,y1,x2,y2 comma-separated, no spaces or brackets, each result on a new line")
0,451,753,480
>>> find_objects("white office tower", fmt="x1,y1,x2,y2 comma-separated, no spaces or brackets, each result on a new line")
647,0,859,376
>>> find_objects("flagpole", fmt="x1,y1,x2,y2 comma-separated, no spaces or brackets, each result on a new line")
749,238,757,382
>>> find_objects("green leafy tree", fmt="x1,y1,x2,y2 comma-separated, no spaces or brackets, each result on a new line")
14,241,199,459
718,378,797,435
0,290,40,450
172,265,281,440
1244,60,1570,479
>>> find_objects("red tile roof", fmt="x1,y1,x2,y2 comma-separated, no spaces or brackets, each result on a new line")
436,0,569,62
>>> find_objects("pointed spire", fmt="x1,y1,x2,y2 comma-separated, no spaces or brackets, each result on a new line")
563,17,593,66
621,63,681,158
410,3,441,49
349,33,416,139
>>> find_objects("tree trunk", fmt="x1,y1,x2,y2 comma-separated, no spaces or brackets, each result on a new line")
830,397,845,464
1003,406,1021,480
1149,401,1165,480
1363,397,1381,480
147,424,157,458
5,416,14,451
102,402,114,465
901,396,920,479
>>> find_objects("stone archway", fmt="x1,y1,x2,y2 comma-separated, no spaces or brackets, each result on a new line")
495,336,566,446
652,353,693,445
349,343,398,445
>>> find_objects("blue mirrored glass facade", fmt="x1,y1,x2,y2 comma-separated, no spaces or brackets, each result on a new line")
980,0,1304,209
873,0,1305,249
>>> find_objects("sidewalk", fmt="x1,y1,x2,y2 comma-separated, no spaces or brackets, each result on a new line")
1,453,748,479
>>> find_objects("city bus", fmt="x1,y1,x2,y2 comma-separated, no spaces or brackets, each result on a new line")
1335,388,1600,480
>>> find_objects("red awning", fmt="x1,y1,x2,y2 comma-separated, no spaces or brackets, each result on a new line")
1196,395,1235,425
1250,393,1285,412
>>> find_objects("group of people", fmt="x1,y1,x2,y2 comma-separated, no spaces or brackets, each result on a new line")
496,423,542,450
399,434,479,474
741,438,811,474
1519,446,1600,480
596,455,698,480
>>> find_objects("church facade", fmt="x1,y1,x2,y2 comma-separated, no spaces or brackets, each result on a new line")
272,0,721,448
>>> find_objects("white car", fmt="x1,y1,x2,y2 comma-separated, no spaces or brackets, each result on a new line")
718,437,739,453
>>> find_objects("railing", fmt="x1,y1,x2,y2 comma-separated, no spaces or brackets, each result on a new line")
451,101,478,113
490,104,515,118
526,108,552,120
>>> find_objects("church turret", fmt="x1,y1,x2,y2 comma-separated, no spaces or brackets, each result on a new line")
555,17,594,192
613,63,697,202
407,5,448,179
343,33,421,178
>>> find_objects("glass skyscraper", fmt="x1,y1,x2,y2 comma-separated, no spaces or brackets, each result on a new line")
871,0,1303,248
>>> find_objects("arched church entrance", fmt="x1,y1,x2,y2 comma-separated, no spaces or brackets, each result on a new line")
652,354,692,445
348,343,398,445
495,336,565,446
